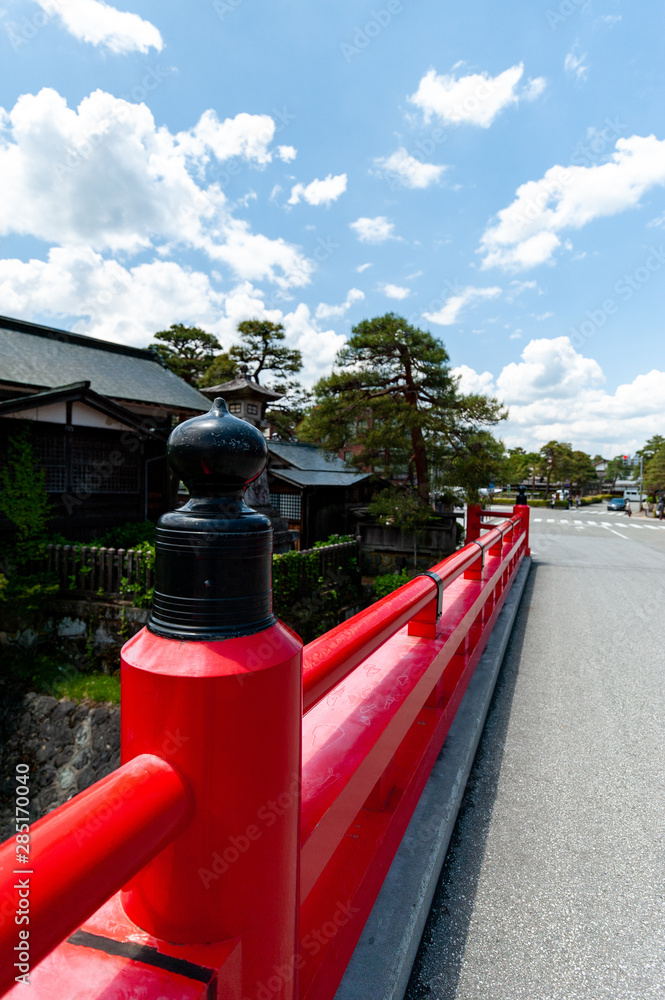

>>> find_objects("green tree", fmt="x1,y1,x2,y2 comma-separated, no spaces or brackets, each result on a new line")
444,430,506,504
568,450,598,493
199,350,236,387
302,314,505,501
227,320,302,386
636,435,665,466
150,324,221,385
0,426,51,566
643,442,665,494
265,383,312,440
605,454,632,489
539,441,575,491
368,486,433,568
501,447,540,490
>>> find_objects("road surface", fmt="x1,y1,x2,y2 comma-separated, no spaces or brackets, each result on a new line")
406,506,665,1000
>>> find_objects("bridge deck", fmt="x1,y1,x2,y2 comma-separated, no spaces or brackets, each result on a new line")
406,508,665,1000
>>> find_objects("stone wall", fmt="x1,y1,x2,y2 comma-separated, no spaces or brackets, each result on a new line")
0,692,120,842
0,598,148,672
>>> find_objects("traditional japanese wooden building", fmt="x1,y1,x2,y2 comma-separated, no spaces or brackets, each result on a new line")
0,315,209,538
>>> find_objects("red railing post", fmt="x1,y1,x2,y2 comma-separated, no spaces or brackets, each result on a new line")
120,399,303,1000
466,503,482,542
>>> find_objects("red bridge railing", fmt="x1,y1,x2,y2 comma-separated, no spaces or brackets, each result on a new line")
0,397,530,1000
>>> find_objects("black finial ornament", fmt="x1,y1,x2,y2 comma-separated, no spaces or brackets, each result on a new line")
148,398,276,640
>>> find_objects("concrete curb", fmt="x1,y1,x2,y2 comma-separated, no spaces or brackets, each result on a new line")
333,556,532,1000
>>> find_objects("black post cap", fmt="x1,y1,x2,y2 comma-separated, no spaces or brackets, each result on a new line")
147,398,276,641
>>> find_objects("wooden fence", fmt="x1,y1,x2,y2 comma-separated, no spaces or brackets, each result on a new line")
43,543,154,597
41,539,359,601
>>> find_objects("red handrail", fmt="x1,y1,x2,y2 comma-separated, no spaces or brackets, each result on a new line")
0,754,191,997
302,518,518,711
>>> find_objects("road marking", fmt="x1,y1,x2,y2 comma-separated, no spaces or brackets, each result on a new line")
560,518,569,523
628,523,643,529
601,522,612,527
609,529,629,539
534,518,542,523
642,525,659,531
547,518,555,523
587,520,598,526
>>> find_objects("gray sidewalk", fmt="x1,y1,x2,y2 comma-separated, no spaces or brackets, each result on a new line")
405,528,665,999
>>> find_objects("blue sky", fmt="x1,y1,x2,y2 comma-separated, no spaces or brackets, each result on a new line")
1,0,664,456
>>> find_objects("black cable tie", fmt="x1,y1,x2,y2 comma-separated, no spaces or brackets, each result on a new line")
468,538,485,568
417,570,444,618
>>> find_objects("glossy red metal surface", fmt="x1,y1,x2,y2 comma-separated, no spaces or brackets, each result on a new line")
298,517,528,999
0,754,190,998
0,505,528,1000
120,621,303,1000
301,536,504,713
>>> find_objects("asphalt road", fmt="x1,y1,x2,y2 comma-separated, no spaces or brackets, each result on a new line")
405,506,665,1000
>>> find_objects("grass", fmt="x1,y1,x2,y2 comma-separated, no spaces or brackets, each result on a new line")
48,673,120,705
1,649,120,704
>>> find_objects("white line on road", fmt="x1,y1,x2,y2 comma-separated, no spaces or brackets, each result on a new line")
629,524,643,529
560,519,569,523
587,520,598,526
609,529,629,539
534,518,542,523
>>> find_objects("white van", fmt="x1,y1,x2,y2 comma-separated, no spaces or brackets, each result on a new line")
623,488,646,502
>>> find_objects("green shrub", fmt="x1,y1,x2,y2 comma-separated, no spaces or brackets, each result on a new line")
372,570,412,600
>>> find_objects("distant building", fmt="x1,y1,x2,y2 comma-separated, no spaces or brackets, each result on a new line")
200,363,282,432
0,315,209,537
267,441,372,549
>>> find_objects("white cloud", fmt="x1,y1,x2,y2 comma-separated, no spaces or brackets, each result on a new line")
523,77,547,101
280,303,347,385
315,287,364,320
380,283,410,300
479,134,665,271
277,145,297,162
423,285,501,325
564,47,588,81
356,262,372,273
373,147,446,189
0,246,342,385
505,279,538,302
408,63,544,129
453,364,496,396
288,173,347,207
453,337,665,454
177,109,277,166
350,216,397,243
32,0,163,54
0,245,226,345
495,336,604,403
0,87,311,288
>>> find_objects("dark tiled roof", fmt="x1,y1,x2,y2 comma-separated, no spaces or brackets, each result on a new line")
202,375,282,401
267,440,370,488
0,315,209,412
270,467,369,489
268,441,357,473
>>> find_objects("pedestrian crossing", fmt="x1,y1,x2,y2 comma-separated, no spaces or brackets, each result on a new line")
533,516,665,532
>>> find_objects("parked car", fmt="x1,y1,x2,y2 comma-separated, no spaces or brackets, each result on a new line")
607,497,626,511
